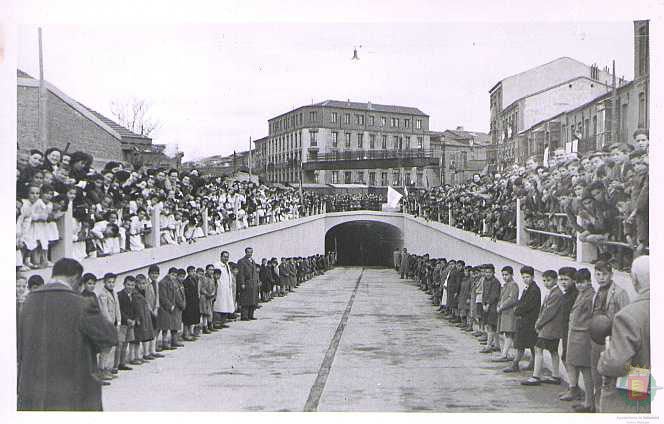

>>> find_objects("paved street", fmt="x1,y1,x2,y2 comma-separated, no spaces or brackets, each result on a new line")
104,267,570,412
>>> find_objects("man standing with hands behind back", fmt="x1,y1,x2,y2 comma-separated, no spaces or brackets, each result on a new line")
237,247,260,321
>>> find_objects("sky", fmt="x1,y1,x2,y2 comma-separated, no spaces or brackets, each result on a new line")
17,21,636,161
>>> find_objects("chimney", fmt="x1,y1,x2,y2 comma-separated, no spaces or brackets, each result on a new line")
456,126,464,131
367,101,372,110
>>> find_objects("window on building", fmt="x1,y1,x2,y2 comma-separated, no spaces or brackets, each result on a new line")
381,116,387,127
331,132,338,148
345,132,351,148
393,136,400,150
417,136,423,149
381,135,387,149
344,113,350,124
332,171,339,184
310,130,318,146
331,112,337,123
299,113,303,125
416,119,422,129
369,134,376,149
309,111,317,122
416,172,423,187
356,115,365,125
405,119,410,128
369,172,376,186
390,117,396,127
357,171,365,184
357,133,364,148
369,116,375,126
392,171,401,186
344,171,352,184
405,136,411,149
381,172,388,186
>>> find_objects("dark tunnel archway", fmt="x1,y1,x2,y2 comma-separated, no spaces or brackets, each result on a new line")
325,220,403,267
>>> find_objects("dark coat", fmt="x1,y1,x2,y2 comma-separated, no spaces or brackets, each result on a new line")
560,285,579,339
237,256,259,307
278,262,290,286
259,265,273,291
514,281,541,349
17,283,117,411
157,276,179,331
117,289,134,326
446,269,462,308
535,285,564,339
497,280,519,333
481,275,501,326
173,279,186,324
457,276,472,312
182,276,200,326
132,290,154,342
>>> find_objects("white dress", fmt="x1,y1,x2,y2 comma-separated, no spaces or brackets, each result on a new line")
213,263,236,313
30,199,50,250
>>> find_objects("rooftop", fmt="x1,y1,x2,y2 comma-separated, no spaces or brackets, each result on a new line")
313,99,427,116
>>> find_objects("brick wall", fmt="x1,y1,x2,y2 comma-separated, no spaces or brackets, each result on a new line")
17,85,123,166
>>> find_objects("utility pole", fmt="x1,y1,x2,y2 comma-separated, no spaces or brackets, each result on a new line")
611,60,618,144
248,136,253,178
38,27,48,151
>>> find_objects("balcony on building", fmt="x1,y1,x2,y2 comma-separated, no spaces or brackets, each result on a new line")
302,148,438,170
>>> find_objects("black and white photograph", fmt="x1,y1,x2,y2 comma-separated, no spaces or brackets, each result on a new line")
2,0,661,419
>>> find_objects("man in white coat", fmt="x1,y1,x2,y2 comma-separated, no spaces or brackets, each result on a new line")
214,250,236,328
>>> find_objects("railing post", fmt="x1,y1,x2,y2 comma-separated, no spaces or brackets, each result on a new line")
150,204,161,249
448,207,454,226
437,208,441,222
576,233,596,263
53,204,73,260
323,201,327,214
202,208,209,236
516,198,528,246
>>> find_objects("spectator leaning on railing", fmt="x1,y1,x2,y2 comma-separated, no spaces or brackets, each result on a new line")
401,130,648,268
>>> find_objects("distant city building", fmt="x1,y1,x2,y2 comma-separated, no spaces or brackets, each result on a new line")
511,20,649,166
488,57,617,170
261,100,437,187
429,127,490,185
17,69,181,170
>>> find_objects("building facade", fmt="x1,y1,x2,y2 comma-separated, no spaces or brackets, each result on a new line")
488,57,616,170
429,128,490,185
514,20,649,166
262,100,437,187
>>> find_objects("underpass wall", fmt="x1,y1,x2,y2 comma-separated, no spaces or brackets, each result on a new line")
26,216,327,284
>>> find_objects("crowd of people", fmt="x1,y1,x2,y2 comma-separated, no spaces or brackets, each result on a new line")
15,148,335,270
402,130,649,270
323,193,386,212
16,249,336,410
395,248,650,413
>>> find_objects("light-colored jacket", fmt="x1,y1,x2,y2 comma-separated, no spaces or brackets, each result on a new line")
97,287,121,326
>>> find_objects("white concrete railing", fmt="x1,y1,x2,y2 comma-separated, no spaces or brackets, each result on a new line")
45,202,327,264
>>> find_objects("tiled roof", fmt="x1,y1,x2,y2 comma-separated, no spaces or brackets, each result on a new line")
78,104,152,142
17,69,35,79
314,99,427,116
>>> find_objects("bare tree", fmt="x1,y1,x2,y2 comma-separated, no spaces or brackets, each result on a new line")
110,98,160,137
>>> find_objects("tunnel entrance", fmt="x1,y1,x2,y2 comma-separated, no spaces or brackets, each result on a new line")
325,221,403,267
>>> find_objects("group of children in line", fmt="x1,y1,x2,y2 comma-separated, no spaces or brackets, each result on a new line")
16,250,337,387
398,248,639,413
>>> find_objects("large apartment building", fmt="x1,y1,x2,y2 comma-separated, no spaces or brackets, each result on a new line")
255,100,438,187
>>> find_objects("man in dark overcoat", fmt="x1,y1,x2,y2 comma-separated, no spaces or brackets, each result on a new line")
504,265,540,373
17,258,117,411
237,247,260,320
